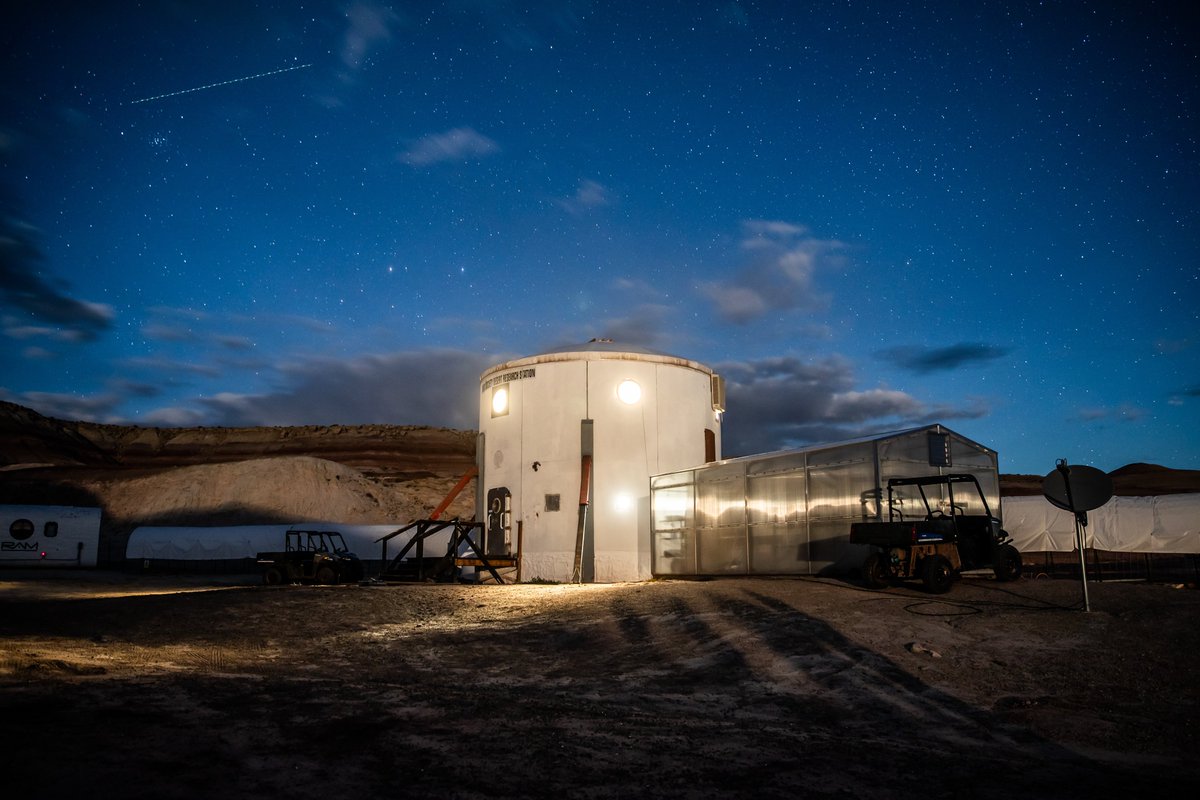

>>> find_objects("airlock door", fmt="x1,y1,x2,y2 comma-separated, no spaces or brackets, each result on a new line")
485,487,512,556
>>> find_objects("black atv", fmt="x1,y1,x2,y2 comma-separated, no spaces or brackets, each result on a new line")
256,530,364,585
850,474,1022,594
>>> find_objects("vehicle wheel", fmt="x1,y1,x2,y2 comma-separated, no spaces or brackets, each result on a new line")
922,555,954,594
315,566,337,585
263,567,284,586
862,552,890,589
992,544,1022,582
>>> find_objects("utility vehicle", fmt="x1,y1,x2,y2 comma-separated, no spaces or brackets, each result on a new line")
256,530,364,585
849,474,1022,593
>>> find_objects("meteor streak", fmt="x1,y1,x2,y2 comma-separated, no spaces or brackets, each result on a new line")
126,63,312,105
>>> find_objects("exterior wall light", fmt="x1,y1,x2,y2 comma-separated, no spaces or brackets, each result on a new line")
491,385,510,417
617,379,641,405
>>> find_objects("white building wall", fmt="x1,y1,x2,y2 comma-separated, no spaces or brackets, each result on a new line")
588,358,660,582
479,348,719,583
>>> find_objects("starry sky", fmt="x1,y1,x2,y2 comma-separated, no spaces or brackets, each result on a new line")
2,1,1197,475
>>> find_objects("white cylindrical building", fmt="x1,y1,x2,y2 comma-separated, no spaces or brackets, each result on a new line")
477,340,723,582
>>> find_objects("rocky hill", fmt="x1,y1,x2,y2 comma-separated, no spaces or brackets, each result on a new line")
0,402,479,561
1,401,475,479
997,462,1200,497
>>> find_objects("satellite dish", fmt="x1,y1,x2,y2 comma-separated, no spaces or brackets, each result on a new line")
1042,464,1113,513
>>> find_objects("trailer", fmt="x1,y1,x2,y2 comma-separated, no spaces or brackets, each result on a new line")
0,505,101,567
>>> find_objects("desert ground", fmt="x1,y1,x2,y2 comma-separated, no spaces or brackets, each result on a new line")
2,569,1197,799
4,401,1200,797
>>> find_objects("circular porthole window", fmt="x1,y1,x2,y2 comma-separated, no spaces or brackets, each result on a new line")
9,519,34,540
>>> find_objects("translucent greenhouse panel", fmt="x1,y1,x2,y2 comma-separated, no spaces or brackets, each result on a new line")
653,526,696,575
946,479,988,517
651,470,694,490
653,484,695,531
652,483,696,575
806,442,874,468
745,451,807,477
948,440,1000,516
697,526,748,574
879,460,944,487
696,464,746,530
877,431,932,466
951,443,995,468
746,472,805,525
880,480,941,521
747,470,808,573
808,518,867,574
748,523,808,572
807,461,878,522
975,472,1001,520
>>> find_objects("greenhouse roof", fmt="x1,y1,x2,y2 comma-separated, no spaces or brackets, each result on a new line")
715,423,994,465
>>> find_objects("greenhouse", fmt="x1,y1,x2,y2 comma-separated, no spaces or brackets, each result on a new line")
650,424,999,577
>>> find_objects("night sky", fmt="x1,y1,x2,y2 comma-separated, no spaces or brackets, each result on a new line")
2,1,1196,474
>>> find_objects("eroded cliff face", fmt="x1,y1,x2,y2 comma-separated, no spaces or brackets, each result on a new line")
0,402,479,535
3,402,474,470
82,456,475,527
69,420,476,476
0,402,117,468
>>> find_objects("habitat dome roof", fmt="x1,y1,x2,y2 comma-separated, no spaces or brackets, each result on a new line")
536,338,675,358
480,339,714,380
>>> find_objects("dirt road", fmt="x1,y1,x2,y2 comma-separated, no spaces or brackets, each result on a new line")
2,571,1197,798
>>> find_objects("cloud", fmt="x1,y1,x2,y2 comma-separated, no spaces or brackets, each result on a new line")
699,220,845,324
459,0,589,51
877,343,1011,374
140,406,208,426
108,379,162,399
3,378,160,424
827,388,926,423
721,2,751,28
558,179,612,214
141,307,332,358
215,334,254,351
2,321,92,342
1155,338,1192,354
196,348,495,429
142,322,196,343
596,303,675,350
141,320,253,351
5,390,123,423
399,128,499,166
120,355,223,379
1076,404,1148,424
340,1,401,70
716,355,988,456
0,214,114,339
1168,385,1200,406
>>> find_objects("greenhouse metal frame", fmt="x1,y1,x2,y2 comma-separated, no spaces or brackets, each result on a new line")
650,424,999,577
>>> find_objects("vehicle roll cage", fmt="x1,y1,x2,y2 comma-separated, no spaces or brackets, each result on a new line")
284,530,351,554
885,474,996,523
